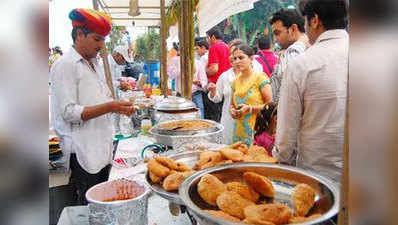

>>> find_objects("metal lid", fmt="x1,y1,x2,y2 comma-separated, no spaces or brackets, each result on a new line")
154,96,196,111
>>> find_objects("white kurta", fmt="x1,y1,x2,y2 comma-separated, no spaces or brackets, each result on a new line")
208,68,236,144
273,30,349,182
50,47,114,174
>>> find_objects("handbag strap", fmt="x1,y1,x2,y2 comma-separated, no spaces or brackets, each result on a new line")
258,52,272,76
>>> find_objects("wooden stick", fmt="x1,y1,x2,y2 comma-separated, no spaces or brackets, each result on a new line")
101,49,116,99
93,0,115,99
179,0,194,99
160,0,168,96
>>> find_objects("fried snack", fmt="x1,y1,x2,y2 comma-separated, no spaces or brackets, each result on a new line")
216,191,255,219
195,151,224,170
182,170,195,178
242,218,276,225
220,148,244,162
155,156,179,170
243,172,275,198
161,170,194,191
204,210,241,222
237,144,249,154
215,160,233,166
175,161,191,171
226,182,260,202
149,171,162,183
197,174,226,206
229,141,249,154
292,183,316,216
148,159,170,178
244,204,292,225
243,154,278,163
159,120,213,131
248,145,269,156
288,214,322,224
230,141,242,149
163,172,185,191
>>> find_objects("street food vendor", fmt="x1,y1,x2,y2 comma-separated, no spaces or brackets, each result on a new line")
50,8,135,204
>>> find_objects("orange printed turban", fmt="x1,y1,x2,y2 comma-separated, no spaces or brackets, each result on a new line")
69,8,112,36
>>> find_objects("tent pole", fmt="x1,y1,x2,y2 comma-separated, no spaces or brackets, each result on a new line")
160,0,168,96
93,0,115,99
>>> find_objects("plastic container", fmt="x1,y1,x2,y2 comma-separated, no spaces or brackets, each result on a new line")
141,119,152,136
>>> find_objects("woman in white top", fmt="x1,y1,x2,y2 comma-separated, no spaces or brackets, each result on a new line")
207,55,237,144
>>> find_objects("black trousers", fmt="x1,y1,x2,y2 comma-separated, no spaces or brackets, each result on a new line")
69,154,111,205
202,92,223,122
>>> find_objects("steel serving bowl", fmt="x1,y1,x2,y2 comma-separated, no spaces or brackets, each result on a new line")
179,163,340,225
149,119,224,148
145,151,202,205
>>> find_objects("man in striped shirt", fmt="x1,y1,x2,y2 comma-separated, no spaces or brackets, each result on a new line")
269,9,310,103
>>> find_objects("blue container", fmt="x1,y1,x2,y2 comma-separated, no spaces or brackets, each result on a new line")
143,61,160,85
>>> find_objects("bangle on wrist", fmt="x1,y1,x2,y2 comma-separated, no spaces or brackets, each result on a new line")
249,105,253,114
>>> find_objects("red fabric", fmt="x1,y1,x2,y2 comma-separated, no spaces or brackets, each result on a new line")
255,50,278,78
253,132,275,156
207,40,231,83
70,9,112,36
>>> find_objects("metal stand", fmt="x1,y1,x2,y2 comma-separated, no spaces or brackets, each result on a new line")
180,205,197,225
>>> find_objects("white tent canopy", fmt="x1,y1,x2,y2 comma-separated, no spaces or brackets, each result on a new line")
99,0,173,27
197,0,259,36
99,0,258,35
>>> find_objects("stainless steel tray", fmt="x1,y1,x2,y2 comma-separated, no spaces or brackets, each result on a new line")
179,163,340,225
151,120,220,136
145,151,202,205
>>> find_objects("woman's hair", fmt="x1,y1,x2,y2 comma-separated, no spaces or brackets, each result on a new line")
228,39,243,49
232,44,255,57
254,102,278,136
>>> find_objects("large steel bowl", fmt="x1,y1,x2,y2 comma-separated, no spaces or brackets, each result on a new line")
179,163,340,225
149,119,224,149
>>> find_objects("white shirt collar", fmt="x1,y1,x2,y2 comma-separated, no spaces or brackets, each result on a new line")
315,29,348,44
68,46,99,65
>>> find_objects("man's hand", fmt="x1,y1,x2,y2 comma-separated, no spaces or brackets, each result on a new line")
192,79,201,86
208,82,216,92
206,63,218,77
110,100,135,116
119,81,131,91
208,82,216,98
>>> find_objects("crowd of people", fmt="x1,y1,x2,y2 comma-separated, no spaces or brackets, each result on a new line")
49,0,348,206
168,0,348,183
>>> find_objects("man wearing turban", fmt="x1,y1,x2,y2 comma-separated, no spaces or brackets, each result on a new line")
50,9,135,204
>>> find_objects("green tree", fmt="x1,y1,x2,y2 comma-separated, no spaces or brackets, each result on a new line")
105,26,124,53
227,0,298,44
134,28,161,62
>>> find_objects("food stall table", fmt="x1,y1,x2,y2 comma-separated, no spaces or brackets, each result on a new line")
57,195,192,225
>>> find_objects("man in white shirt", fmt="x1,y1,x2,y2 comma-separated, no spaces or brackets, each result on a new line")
50,9,135,204
273,0,349,182
195,39,209,70
269,9,310,103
